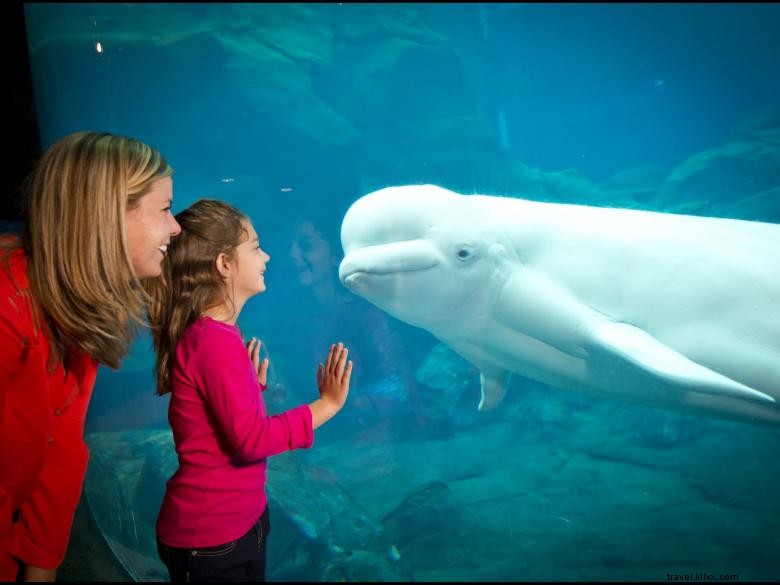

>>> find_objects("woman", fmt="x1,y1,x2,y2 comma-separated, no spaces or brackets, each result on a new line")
0,131,182,581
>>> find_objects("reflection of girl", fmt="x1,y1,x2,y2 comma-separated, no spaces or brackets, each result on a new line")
146,200,352,582
0,131,181,581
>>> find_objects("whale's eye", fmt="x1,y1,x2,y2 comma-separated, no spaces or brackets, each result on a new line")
456,246,474,261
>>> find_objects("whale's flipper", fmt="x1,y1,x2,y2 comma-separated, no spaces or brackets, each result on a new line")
588,320,775,403
478,367,512,411
490,264,774,405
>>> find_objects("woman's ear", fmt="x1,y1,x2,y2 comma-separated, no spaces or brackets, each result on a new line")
215,252,231,278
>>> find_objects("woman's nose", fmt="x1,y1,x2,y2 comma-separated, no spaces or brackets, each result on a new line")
169,212,182,236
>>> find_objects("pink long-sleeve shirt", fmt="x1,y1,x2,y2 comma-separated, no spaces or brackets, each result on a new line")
156,316,313,549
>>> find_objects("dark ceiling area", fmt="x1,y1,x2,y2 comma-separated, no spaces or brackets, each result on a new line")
5,1,41,225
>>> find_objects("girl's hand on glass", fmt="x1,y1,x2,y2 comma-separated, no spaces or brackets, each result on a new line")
310,342,353,429
316,342,352,410
247,337,269,387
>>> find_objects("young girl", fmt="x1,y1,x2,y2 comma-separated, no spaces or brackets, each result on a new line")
146,199,352,582
1,131,180,582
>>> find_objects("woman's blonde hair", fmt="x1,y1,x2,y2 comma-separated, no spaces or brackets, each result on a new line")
9,131,173,369
146,199,249,395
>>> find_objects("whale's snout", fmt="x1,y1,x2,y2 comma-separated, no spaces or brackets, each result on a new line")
339,239,439,287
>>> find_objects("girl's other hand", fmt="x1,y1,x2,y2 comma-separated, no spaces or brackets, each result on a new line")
246,337,269,387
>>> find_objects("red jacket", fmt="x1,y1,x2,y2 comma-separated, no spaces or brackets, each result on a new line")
0,247,98,577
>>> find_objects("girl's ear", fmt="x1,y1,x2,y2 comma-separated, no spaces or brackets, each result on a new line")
215,252,231,278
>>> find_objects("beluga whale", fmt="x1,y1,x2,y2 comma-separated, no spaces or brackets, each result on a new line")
338,185,780,426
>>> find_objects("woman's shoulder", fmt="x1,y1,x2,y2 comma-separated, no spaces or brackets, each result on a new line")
0,244,44,346
0,241,28,292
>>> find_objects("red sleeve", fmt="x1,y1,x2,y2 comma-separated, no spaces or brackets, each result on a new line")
6,358,97,571
0,249,98,570
9,405,90,570
189,324,313,461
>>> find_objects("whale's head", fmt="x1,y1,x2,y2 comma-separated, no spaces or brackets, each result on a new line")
339,185,506,329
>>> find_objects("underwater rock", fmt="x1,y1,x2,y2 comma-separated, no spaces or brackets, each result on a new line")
131,433,179,534
597,164,667,207
536,167,601,204
709,186,780,223
414,343,475,418
383,153,603,212
266,453,413,581
221,9,361,150
331,3,449,45
509,384,589,439
84,431,175,580
624,409,709,449
411,116,500,153
656,113,780,216
662,199,712,217
731,102,780,137
380,480,460,552
321,549,413,582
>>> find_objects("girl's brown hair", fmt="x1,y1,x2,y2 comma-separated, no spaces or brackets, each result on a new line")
146,199,249,395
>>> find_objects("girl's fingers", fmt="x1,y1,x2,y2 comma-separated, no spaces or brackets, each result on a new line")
323,343,348,377
342,360,353,385
336,347,348,374
325,343,336,372
247,338,263,372
259,357,269,384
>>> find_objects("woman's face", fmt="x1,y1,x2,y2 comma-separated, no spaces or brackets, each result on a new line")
289,221,336,287
125,176,181,279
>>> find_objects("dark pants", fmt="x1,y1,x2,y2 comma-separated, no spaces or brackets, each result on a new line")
157,507,270,582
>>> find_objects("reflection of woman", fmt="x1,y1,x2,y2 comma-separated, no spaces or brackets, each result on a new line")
0,131,181,581
288,219,342,303
284,217,431,438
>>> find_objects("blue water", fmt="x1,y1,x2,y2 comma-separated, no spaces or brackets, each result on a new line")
25,3,780,581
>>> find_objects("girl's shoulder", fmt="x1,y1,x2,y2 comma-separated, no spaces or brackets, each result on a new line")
179,315,243,355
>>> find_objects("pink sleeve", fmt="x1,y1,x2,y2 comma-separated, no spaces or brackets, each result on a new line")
191,326,313,461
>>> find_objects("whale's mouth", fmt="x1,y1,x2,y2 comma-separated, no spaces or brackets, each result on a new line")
339,239,439,286
341,263,435,288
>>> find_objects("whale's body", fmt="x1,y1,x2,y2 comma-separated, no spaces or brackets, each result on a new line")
338,185,780,425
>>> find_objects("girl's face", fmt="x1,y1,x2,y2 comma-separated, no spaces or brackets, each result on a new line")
230,221,271,302
125,177,181,278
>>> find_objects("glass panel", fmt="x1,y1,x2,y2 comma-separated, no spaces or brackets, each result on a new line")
24,3,780,581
